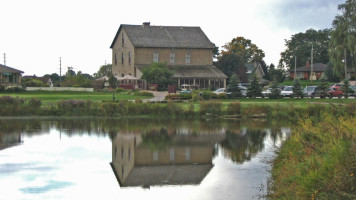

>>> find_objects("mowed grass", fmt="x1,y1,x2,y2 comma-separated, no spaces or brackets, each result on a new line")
0,91,151,104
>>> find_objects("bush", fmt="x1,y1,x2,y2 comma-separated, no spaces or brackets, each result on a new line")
28,98,42,108
0,86,5,92
199,100,222,116
116,88,126,93
6,87,25,92
135,91,154,97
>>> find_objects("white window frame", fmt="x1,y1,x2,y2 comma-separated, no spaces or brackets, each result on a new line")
153,52,159,63
170,51,175,64
185,52,191,64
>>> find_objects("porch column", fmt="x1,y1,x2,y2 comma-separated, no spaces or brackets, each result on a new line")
178,78,180,88
193,79,196,86
224,79,226,88
208,78,211,87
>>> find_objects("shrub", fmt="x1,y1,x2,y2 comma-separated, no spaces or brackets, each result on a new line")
199,100,222,116
28,98,42,108
116,88,126,93
6,87,25,92
135,91,154,97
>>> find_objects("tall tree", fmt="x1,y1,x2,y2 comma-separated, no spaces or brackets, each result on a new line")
141,62,174,91
329,0,356,77
215,54,243,78
94,64,112,78
226,74,242,98
247,73,262,98
221,36,265,62
279,29,331,71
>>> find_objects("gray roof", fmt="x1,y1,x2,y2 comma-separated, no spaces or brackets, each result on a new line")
136,65,227,79
295,63,326,72
0,64,24,74
112,164,213,187
111,24,215,49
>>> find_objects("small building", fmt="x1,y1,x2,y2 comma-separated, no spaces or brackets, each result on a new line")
110,22,227,89
0,64,24,88
290,62,326,80
245,62,265,81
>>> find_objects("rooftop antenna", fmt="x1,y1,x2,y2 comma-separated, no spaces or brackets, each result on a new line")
3,53,6,66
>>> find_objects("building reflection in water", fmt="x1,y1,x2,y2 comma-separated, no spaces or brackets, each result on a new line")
0,132,21,150
110,128,226,188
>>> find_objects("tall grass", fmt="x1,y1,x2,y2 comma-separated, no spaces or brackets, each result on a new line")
268,113,356,199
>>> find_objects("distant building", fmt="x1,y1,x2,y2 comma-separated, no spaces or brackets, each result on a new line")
110,22,227,89
245,62,265,81
290,61,326,80
0,64,24,88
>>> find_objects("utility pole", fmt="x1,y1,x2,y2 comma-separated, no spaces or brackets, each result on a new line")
3,53,6,66
344,48,347,80
294,56,297,80
59,57,62,87
311,45,314,84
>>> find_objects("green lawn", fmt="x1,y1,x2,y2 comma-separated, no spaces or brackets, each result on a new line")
0,91,151,105
279,80,335,88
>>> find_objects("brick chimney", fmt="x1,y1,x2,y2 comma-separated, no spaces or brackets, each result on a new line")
306,60,310,67
142,22,150,28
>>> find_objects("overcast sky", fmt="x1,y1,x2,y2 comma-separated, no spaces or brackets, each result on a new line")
0,0,344,76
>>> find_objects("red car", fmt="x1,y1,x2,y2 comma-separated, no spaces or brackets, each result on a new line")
328,86,343,98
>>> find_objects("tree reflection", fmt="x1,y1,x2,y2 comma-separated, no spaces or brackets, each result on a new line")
220,129,267,163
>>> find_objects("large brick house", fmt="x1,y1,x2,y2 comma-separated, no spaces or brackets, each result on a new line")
290,62,326,80
110,23,227,89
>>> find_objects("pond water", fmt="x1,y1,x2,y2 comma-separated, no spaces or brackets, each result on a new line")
0,118,290,200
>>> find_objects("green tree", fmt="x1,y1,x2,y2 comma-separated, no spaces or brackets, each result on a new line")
141,62,174,91
227,74,242,98
270,81,281,99
108,73,118,88
324,63,341,82
318,80,329,98
342,79,352,98
221,36,265,62
215,53,248,82
329,0,356,77
94,64,112,78
292,79,303,98
279,29,331,71
247,73,262,98
269,64,285,82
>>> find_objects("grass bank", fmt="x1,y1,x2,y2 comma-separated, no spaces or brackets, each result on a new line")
1,96,355,120
0,91,151,104
268,113,356,199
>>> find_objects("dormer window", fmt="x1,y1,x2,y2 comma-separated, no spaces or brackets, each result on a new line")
153,52,159,63
185,52,191,64
170,51,175,64
121,52,124,64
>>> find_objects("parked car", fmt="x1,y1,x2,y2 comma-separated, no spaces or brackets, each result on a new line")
238,86,247,97
262,88,281,98
328,86,343,98
350,85,356,97
303,86,325,98
213,88,232,96
281,86,293,97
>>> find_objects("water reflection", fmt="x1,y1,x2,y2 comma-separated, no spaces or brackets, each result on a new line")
0,118,291,199
110,128,225,187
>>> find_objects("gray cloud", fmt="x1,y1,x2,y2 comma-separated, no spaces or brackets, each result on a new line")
267,0,344,31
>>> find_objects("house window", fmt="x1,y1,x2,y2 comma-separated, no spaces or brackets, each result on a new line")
121,52,124,64
115,53,117,65
153,52,159,63
153,151,159,161
122,73,124,77
128,52,131,64
122,34,124,47
170,51,175,64
170,148,175,161
185,52,191,64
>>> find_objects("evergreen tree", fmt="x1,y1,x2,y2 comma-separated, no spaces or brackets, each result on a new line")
292,79,303,98
270,81,281,99
247,73,262,98
108,72,118,88
342,79,352,99
227,74,242,98
318,79,329,98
